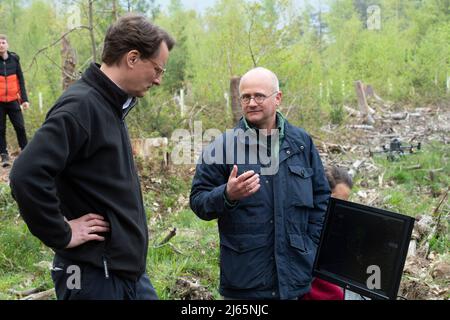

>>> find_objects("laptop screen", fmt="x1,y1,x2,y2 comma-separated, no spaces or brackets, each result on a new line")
313,198,415,300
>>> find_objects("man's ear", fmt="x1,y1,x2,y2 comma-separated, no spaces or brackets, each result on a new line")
276,91,283,106
126,50,140,68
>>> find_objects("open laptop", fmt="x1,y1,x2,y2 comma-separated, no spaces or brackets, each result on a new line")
313,197,415,300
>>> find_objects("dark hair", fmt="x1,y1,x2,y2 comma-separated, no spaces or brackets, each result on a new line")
325,166,353,190
102,13,175,65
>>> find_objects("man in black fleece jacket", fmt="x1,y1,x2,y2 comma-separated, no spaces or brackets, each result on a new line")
9,14,174,300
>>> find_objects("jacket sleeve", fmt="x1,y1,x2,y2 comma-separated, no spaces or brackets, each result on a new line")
307,136,331,245
9,110,88,249
189,148,231,221
15,55,28,103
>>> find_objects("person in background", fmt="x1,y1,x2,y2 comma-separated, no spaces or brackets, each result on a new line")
0,34,29,167
301,165,353,300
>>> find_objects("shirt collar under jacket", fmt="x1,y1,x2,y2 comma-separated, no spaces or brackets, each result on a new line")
242,111,286,144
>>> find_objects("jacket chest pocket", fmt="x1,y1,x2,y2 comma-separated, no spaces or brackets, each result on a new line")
287,165,315,208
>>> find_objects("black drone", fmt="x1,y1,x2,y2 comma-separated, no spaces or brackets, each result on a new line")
369,138,422,161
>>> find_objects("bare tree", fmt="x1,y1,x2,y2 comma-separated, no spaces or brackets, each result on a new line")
88,0,97,63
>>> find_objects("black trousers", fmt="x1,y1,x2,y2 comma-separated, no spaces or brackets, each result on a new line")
51,254,159,300
0,101,28,154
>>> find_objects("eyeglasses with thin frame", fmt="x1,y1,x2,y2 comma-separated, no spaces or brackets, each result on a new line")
240,91,278,105
149,59,166,78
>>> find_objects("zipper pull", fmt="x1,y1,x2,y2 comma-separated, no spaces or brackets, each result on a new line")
102,256,110,279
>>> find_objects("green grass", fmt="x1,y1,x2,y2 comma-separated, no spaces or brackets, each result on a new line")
0,202,54,299
376,142,449,214
147,209,220,299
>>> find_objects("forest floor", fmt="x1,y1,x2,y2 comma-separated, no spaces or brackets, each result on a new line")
314,100,449,300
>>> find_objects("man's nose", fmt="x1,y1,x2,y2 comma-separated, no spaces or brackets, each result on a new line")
248,97,258,107
152,76,161,86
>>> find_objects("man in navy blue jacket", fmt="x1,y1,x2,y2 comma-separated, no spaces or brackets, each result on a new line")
190,67,330,300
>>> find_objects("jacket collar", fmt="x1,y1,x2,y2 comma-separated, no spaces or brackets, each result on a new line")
239,111,286,143
0,51,14,62
81,63,137,119
281,122,307,152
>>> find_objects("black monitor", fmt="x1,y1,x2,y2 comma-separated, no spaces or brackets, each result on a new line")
313,197,415,300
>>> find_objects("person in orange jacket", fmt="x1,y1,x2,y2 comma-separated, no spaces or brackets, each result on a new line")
0,34,29,167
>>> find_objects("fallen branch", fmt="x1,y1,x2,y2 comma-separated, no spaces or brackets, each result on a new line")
20,289,55,300
157,228,177,247
344,105,361,117
168,243,184,255
433,188,449,216
348,125,374,130
8,287,42,297
406,164,422,170
390,112,408,121
424,189,449,258
378,170,385,188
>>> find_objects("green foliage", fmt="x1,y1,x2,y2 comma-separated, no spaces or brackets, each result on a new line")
0,184,17,221
0,0,447,140
329,104,345,125
126,89,185,138
429,233,450,255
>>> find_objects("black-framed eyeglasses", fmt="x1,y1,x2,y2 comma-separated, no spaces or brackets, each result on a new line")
240,91,278,105
149,59,166,78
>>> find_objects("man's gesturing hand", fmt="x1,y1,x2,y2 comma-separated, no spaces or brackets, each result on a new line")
226,165,261,202
65,213,110,249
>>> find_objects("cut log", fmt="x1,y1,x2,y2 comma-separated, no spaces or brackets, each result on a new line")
407,240,417,257
131,137,169,167
344,105,361,117
391,112,408,120
20,289,55,300
8,288,41,297
348,124,374,130
354,80,375,125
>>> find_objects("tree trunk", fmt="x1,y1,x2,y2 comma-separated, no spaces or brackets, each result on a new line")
230,76,242,125
88,0,97,63
61,36,77,90
354,80,374,125
112,0,119,21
